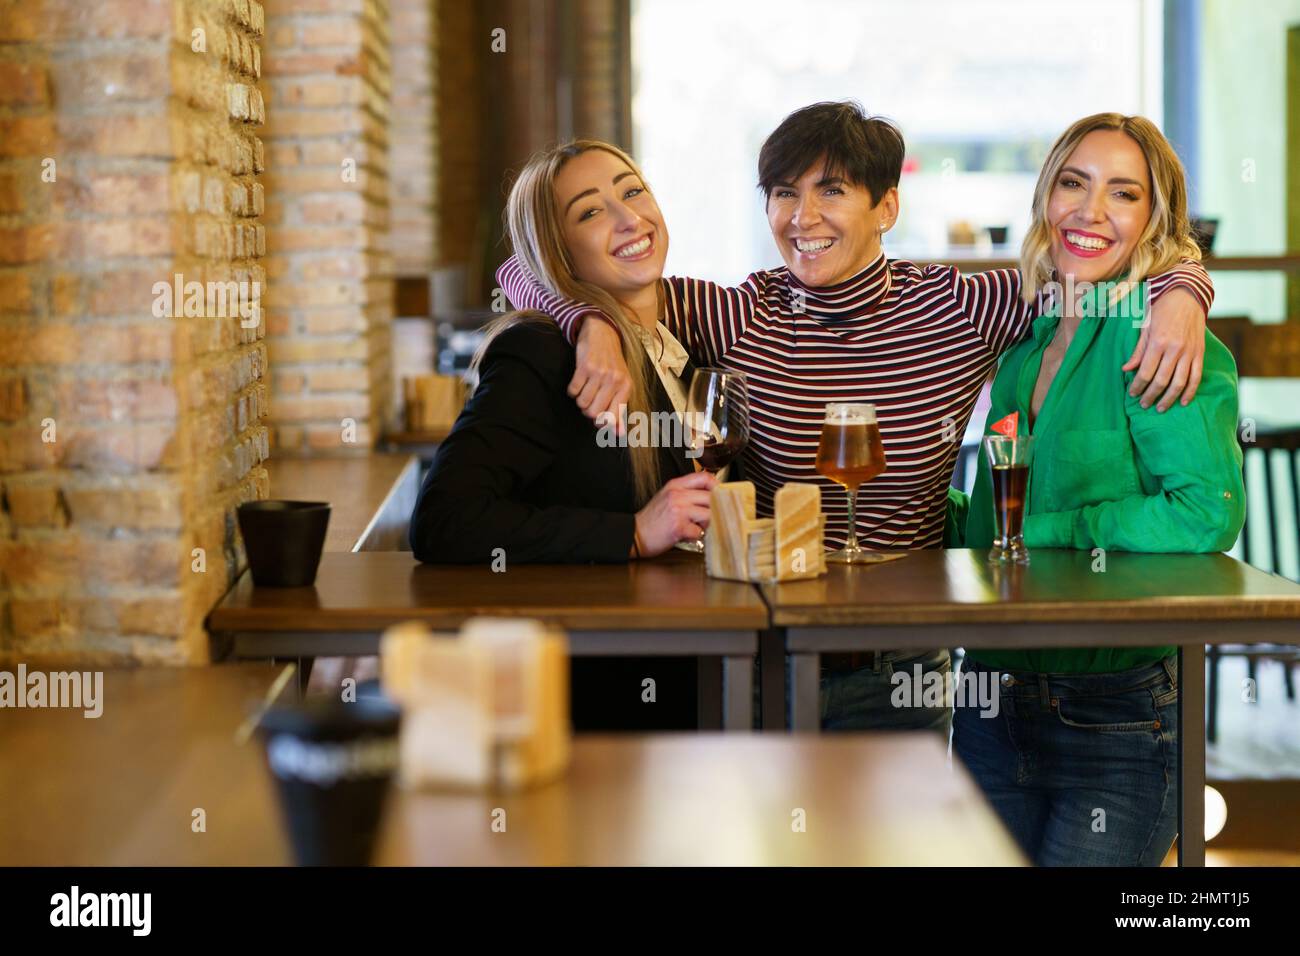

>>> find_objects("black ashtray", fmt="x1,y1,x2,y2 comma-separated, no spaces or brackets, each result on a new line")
237,500,330,587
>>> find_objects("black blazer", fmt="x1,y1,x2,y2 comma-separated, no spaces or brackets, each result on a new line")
409,319,703,731
410,319,698,564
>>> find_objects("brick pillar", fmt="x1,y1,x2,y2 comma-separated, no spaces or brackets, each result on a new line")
390,0,436,276
263,0,394,454
0,0,270,665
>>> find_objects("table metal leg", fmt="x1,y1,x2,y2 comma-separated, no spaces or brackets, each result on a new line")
759,629,786,731
1207,645,1219,744
1178,643,1206,867
788,652,820,731
722,655,754,731
697,656,722,730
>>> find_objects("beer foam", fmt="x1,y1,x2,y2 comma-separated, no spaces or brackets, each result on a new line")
827,404,876,425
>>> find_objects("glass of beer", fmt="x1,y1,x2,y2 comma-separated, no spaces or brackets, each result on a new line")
676,368,750,552
815,402,886,564
984,435,1034,565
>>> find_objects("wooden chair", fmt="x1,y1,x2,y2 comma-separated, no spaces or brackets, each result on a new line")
1208,424,1300,743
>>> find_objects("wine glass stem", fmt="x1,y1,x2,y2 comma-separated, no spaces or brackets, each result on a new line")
695,467,721,545
844,483,861,552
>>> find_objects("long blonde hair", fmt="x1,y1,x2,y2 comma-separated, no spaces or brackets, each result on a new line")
473,140,664,505
1019,113,1201,304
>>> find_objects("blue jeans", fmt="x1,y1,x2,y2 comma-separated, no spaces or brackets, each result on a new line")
953,656,1179,867
819,648,952,734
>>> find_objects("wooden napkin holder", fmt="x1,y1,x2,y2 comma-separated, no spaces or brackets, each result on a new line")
705,480,826,583
380,617,570,790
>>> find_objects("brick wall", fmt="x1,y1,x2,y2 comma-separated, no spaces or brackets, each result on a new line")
389,0,436,277
263,0,394,454
0,0,628,664
0,0,270,665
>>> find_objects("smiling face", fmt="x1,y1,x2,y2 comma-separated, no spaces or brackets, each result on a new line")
765,160,898,287
1046,129,1153,284
554,148,667,299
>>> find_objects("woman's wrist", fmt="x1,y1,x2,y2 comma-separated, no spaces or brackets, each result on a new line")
577,311,623,344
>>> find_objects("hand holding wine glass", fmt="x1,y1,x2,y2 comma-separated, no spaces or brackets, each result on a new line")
678,368,749,552
633,471,717,557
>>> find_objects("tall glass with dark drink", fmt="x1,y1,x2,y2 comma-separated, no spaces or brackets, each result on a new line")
983,434,1034,564
815,402,887,564
677,368,749,553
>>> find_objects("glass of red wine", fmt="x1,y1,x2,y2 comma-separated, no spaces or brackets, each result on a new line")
677,368,749,553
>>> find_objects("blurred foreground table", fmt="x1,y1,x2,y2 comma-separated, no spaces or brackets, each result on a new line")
379,734,1023,866
0,665,1022,865
0,663,296,866
208,550,766,730
762,548,1300,866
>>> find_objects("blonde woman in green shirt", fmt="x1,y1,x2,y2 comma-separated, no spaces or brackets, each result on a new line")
954,113,1245,867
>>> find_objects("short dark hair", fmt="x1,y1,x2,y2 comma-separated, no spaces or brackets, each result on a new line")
757,101,905,208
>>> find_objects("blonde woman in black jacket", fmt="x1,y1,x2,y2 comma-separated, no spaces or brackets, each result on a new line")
410,141,717,729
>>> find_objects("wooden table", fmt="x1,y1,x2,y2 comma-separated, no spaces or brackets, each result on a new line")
761,548,1300,866
0,665,1023,865
379,428,453,467
378,734,1024,865
0,664,297,866
207,550,767,731
266,453,420,553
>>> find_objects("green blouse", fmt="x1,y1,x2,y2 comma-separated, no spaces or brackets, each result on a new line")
963,278,1245,673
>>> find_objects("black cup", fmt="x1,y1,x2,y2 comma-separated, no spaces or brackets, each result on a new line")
985,225,1009,246
237,500,330,587
258,695,402,866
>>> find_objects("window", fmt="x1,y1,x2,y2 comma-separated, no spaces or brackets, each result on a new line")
632,0,1161,282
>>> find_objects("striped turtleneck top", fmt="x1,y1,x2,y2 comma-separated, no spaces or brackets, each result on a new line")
498,255,1213,551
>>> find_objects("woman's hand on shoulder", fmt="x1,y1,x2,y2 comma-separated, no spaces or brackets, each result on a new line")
571,318,632,432
1122,287,1206,412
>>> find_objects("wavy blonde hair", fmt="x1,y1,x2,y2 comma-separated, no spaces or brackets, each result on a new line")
473,140,664,506
1019,113,1201,305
